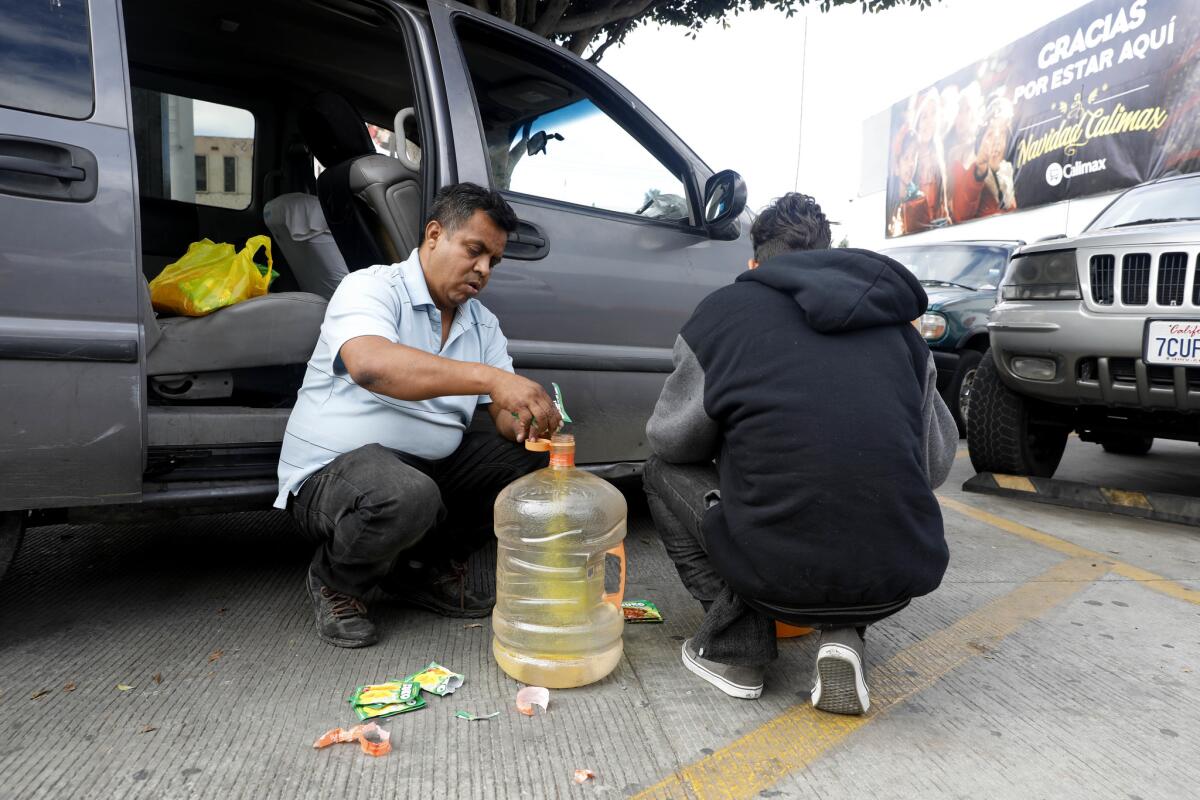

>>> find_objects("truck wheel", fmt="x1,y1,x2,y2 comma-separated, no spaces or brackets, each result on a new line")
1099,435,1153,456
967,350,1069,478
946,349,983,438
0,512,25,587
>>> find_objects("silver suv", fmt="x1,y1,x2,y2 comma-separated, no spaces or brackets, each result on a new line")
968,173,1200,477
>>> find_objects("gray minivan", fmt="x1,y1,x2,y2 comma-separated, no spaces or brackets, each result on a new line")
0,0,751,578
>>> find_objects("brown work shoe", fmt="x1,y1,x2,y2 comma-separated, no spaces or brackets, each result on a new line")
306,567,378,648
384,560,494,618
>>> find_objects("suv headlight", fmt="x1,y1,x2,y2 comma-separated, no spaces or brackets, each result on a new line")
1000,250,1081,300
918,312,947,341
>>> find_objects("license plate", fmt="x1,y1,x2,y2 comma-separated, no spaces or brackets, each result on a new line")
1145,320,1200,366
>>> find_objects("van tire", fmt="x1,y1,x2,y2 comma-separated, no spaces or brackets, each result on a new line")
1099,435,1154,456
0,512,25,587
967,350,1069,478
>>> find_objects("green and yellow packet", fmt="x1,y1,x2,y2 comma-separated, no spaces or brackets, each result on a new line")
622,599,664,623
349,680,424,720
403,662,464,696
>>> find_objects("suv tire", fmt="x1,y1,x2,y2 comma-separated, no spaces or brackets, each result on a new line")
948,349,983,437
0,512,25,587
1099,435,1154,456
967,350,1069,478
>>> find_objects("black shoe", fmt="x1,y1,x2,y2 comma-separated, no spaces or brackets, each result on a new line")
384,560,494,618
306,568,378,648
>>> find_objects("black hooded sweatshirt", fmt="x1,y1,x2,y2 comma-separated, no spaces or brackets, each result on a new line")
647,248,954,608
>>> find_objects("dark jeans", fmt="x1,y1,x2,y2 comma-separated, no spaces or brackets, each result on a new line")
290,433,548,598
642,456,778,668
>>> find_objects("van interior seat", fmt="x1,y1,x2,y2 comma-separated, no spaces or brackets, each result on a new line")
300,92,421,271
263,193,348,300
141,280,326,377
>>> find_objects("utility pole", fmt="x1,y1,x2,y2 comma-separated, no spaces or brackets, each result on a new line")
792,13,808,192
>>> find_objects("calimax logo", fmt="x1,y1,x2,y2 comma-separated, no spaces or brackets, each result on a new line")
1045,158,1108,186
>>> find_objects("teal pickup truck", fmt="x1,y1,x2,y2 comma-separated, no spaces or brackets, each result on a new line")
878,240,1022,436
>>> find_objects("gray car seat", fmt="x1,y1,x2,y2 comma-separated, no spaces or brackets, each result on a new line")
299,92,422,270
140,279,326,394
263,193,348,299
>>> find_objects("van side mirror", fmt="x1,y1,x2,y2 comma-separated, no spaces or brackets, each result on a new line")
703,169,747,239
527,130,564,157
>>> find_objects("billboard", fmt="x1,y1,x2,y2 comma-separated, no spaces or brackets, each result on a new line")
885,0,1200,238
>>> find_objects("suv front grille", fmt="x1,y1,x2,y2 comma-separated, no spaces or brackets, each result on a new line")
1158,252,1188,306
1090,255,1115,305
1086,251,1198,310
1121,253,1151,305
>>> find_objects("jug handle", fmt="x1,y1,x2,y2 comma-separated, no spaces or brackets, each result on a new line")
602,542,626,610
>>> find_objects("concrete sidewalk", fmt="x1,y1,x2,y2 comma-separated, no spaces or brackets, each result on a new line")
0,445,1197,799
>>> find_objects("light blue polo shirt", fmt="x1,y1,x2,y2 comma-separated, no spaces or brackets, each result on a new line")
274,249,513,508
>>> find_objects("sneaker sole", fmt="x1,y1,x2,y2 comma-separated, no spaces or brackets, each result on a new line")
681,642,763,700
812,644,869,715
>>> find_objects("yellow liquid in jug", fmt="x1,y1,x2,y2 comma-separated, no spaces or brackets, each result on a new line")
492,464,626,688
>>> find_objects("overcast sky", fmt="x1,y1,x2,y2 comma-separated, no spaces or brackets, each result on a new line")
598,0,1095,246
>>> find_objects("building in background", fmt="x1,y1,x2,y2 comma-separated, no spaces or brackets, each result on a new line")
194,136,253,209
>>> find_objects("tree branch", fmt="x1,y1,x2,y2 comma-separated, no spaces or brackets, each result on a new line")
531,0,572,36
554,0,657,34
586,21,631,63
568,26,601,55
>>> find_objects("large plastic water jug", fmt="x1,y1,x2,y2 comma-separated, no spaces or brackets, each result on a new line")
492,433,627,688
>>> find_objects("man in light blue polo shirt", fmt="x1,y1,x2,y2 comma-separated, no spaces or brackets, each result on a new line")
276,183,561,648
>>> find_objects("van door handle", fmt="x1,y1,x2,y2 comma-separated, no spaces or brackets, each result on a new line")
505,220,550,261
0,154,86,182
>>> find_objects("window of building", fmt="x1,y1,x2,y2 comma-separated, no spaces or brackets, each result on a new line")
131,88,254,210
0,0,94,119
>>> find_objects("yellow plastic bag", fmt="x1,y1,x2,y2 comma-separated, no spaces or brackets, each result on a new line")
149,235,274,316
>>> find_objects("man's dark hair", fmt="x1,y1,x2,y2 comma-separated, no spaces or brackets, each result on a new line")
426,182,518,239
750,193,832,262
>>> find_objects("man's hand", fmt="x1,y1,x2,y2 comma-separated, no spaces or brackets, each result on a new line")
488,372,561,443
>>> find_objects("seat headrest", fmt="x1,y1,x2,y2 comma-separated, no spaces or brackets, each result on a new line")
299,92,375,168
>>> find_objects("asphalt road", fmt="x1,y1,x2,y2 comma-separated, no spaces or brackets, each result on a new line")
0,438,1197,799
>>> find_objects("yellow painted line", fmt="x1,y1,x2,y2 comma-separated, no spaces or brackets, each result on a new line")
1099,488,1153,510
993,473,1037,492
939,495,1200,606
955,448,970,459
632,557,1105,800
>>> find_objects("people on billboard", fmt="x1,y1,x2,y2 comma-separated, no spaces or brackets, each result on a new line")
949,94,1018,223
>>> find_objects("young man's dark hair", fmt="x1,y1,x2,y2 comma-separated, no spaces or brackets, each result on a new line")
426,182,519,238
749,192,832,262
643,191,956,712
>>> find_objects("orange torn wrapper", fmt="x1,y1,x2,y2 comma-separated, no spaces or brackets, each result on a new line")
515,686,549,716
574,769,596,784
313,722,392,757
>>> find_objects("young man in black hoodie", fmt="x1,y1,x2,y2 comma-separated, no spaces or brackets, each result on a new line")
643,193,957,714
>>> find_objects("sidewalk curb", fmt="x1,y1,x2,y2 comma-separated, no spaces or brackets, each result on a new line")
963,472,1200,528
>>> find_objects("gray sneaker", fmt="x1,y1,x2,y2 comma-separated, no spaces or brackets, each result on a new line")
811,627,869,715
681,639,764,699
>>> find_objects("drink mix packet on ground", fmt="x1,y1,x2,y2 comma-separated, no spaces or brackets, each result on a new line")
350,680,421,707
403,662,464,696
353,696,426,721
349,680,424,720
622,600,664,623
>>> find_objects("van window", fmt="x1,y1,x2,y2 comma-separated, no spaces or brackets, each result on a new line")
0,0,94,119
132,88,255,210
456,21,689,223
